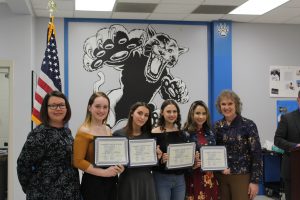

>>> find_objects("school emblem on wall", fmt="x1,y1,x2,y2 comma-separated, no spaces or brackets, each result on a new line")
217,23,229,37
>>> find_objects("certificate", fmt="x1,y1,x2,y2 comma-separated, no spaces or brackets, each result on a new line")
200,146,228,171
128,139,157,167
166,142,196,169
94,137,129,167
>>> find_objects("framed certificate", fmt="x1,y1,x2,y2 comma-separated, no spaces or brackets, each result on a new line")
128,139,157,167
94,137,129,167
166,142,196,169
200,146,228,171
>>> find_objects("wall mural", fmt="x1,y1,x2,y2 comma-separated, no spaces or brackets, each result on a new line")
83,24,189,126
67,21,208,131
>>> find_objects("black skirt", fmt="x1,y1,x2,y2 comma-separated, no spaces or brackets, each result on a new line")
117,167,156,200
81,172,118,200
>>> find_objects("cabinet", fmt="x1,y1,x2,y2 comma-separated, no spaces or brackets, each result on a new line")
0,153,7,200
262,150,283,199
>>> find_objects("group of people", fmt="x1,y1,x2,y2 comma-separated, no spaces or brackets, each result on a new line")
17,89,265,200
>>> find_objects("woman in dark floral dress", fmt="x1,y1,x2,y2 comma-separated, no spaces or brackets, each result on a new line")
17,91,81,200
184,100,219,200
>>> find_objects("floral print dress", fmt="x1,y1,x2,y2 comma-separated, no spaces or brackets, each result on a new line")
185,129,219,200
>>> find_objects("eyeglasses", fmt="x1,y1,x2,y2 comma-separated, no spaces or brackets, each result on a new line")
48,104,66,110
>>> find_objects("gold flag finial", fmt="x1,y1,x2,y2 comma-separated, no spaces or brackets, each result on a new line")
47,0,57,17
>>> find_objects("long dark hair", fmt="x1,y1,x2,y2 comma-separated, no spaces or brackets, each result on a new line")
183,100,211,132
124,102,152,137
40,90,71,126
157,99,181,131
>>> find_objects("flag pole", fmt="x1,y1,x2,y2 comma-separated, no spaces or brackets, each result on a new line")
31,0,61,126
48,0,56,38
47,0,56,18
31,70,34,131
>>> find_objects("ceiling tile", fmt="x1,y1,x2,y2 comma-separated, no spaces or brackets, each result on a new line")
32,0,73,11
35,10,73,18
54,10,74,18
114,2,157,13
222,14,258,23
74,11,112,18
283,0,300,8
34,9,53,17
192,5,237,14
184,13,224,21
251,7,300,24
148,13,188,20
112,12,150,19
285,16,300,24
154,3,198,13
117,0,160,3
35,9,74,18
31,0,47,9
202,0,247,6
161,0,204,3
55,0,74,10
5,0,300,24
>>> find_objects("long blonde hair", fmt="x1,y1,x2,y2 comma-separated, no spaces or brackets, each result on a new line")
83,92,110,127
216,90,242,115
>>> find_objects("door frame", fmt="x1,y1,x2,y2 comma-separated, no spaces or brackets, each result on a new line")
0,60,13,200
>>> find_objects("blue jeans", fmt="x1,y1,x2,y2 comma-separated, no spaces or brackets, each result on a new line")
153,172,186,200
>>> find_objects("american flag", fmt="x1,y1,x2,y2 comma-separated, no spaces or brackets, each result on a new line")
32,17,62,125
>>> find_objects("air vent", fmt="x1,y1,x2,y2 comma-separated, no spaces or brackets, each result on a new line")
114,3,157,13
192,5,237,14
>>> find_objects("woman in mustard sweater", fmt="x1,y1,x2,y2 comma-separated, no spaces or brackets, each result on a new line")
73,92,124,200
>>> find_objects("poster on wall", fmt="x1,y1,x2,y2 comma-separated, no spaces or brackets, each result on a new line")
66,20,209,131
270,65,300,97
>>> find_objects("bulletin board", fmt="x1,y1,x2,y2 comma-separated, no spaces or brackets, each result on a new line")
270,65,300,97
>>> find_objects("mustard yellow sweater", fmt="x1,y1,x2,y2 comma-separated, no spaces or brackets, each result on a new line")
73,131,95,171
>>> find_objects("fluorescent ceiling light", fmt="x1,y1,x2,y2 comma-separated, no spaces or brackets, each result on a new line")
75,0,116,11
230,0,290,15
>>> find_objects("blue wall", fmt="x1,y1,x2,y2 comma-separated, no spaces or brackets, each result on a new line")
209,21,232,123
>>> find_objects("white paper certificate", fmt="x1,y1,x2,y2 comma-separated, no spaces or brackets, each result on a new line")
166,143,196,169
128,139,157,167
94,137,129,167
200,146,228,171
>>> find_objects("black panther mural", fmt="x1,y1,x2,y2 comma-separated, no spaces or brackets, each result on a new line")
83,24,189,127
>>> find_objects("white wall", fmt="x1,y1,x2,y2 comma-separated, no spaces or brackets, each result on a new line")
0,7,65,199
0,3,33,200
232,22,300,145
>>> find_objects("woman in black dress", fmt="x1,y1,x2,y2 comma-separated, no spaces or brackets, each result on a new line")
113,102,162,200
17,91,81,200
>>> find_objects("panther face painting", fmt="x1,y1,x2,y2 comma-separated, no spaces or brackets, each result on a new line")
143,28,185,83
83,24,189,127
